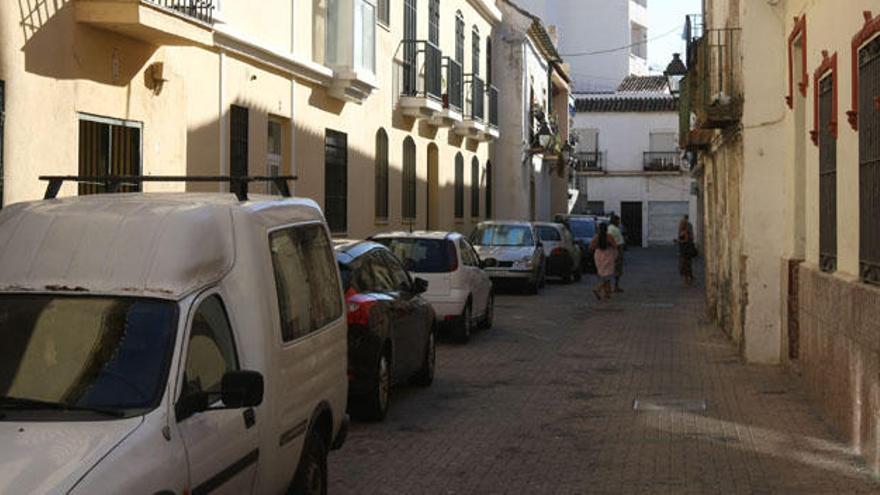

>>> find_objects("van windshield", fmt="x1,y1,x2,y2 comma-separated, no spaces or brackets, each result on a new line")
0,295,178,420
470,225,534,247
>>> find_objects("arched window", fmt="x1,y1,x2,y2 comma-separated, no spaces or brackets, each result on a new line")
402,137,417,221
485,160,493,219
429,0,440,45
470,157,480,218
455,11,465,64
472,26,481,76
374,128,389,220
454,153,464,219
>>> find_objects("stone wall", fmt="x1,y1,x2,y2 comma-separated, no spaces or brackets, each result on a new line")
799,265,880,475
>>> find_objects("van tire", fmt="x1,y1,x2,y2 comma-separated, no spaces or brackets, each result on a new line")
289,429,327,495
357,352,391,421
411,330,435,386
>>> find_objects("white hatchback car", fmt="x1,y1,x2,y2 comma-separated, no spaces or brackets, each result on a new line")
372,231,493,343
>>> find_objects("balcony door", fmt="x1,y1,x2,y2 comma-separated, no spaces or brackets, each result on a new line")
403,0,417,95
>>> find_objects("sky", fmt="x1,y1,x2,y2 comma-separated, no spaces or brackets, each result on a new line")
647,0,702,73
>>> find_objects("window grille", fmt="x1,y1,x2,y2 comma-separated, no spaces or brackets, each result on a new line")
859,35,880,285
78,114,142,196
818,74,837,272
375,129,389,220
454,153,464,219
471,157,479,218
485,161,493,219
402,137,417,221
324,130,348,234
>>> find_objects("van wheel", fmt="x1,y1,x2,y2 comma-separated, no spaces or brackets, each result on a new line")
453,302,472,343
478,293,494,330
411,331,435,386
358,353,391,421
289,429,327,495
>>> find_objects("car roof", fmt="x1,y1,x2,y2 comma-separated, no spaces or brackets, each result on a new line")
371,230,461,240
475,220,533,228
0,193,324,300
334,240,388,264
532,221,564,229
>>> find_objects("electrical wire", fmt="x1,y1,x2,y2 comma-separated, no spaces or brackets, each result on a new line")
561,24,684,58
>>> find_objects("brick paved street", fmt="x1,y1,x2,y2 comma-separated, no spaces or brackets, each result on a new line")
329,248,880,494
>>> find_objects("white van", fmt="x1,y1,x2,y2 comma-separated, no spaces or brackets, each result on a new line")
0,192,348,494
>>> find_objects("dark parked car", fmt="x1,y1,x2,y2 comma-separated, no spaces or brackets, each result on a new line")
556,215,599,274
335,241,436,421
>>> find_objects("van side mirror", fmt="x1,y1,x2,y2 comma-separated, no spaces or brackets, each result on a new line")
221,370,264,408
412,277,429,294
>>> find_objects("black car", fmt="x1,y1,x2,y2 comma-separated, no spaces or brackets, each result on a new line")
555,215,599,274
335,241,436,421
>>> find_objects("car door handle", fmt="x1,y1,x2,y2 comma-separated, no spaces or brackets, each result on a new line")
243,408,256,429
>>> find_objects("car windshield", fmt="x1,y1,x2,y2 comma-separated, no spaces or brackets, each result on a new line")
373,238,455,273
471,225,534,247
536,226,562,241
0,295,178,419
568,220,597,240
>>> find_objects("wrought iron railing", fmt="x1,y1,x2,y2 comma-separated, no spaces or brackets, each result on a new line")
574,151,604,172
444,57,463,112
643,151,682,171
487,84,499,128
400,40,443,101
464,74,485,122
686,25,742,129
147,0,214,23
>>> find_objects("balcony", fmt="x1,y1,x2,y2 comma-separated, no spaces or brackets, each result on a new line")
453,74,486,139
429,57,464,127
399,40,444,119
643,151,682,172
574,151,605,173
484,85,500,139
685,23,742,129
75,0,214,47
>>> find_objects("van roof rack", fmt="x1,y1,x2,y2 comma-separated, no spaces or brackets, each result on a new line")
39,175,298,201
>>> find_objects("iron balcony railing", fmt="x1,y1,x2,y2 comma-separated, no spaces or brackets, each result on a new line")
400,40,443,101
464,74,485,122
685,23,742,129
574,151,604,172
147,0,214,23
487,84,499,127
443,57,463,112
644,151,682,171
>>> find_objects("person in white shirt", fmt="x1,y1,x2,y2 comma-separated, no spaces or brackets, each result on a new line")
608,215,626,292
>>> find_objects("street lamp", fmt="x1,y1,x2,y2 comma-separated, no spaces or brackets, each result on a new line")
537,120,552,149
664,53,687,99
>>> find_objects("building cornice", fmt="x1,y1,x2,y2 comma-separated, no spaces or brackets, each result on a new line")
468,0,503,25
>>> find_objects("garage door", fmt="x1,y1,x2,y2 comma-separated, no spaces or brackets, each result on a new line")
648,201,689,245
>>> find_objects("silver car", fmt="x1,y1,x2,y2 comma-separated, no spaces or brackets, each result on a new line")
533,222,583,283
469,221,546,294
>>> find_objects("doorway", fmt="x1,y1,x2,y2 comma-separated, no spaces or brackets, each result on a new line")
621,201,643,247
427,144,439,230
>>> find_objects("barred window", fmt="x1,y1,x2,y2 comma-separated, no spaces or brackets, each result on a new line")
377,0,389,26
454,153,464,219
859,36,880,285
485,161,492,219
402,137,416,221
471,157,480,218
375,128,389,220
324,129,348,234
78,114,142,196
818,74,837,273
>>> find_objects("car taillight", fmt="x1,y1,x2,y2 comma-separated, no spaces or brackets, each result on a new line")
551,247,565,256
345,292,377,326
446,240,459,271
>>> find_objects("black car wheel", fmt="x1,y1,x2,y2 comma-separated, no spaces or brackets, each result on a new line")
454,302,472,343
411,330,435,386
478,292,494,329
289,429,327,495
358,352,391,421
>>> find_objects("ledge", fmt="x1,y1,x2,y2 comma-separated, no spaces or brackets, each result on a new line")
400,95,444,119
468,0,503,25
453,118,486,138
327,67,379,103
428,108,464,127
76,0,214,47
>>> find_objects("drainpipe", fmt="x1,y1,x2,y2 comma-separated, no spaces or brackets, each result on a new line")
289,2,297,195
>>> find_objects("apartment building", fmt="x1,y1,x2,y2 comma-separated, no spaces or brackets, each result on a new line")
0,0,502,238
494,0,572,222
572,75,695,247
680,0,880,474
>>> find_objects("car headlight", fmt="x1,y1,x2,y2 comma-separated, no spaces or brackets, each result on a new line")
513,256,534,269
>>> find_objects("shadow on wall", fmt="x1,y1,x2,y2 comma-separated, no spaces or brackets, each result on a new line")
18,0,156,85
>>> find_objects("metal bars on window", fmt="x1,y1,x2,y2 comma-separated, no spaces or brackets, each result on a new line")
77,114,142,196
455,11,465,65
147,0,214,24
485,161,492,219
818,75,837,272
428,0,439,46
454,153,464,219
375,129,389,220
859,36,880,285
400,40,442,100
324,130,348,234
402,137,416,221
0,80,4,208
471,157,479,218
444,57,463,111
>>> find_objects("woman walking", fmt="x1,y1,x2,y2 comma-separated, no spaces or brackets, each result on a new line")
589,222,619,300
677,216,696,286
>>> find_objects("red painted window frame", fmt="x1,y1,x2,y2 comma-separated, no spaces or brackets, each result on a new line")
787,15,808,109
847,11,880,131
811,50,838,146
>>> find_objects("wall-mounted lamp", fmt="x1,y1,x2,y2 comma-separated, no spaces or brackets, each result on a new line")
147,62,168,94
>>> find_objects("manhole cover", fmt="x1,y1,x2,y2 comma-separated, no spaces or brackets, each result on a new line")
632,398,707,412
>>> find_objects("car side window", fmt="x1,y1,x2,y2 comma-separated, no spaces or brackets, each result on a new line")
367,251,396,292
537,226,562,241
270,224,343,342
381,251,412,291
181,295,239,400
459,241,476,266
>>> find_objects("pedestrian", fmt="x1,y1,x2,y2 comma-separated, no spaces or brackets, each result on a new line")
608,214,626,293
589,222,618,300
677,216,696,286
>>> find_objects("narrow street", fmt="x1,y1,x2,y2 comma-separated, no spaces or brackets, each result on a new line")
329,248,879,494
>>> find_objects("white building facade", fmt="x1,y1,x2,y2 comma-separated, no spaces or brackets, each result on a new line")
572,76,696,246
516,0,649,92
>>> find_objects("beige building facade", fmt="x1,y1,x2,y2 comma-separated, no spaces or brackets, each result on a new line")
682,0,880,474
0,0,504,239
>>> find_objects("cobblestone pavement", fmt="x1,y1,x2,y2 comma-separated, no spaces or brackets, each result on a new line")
328,247,879,494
